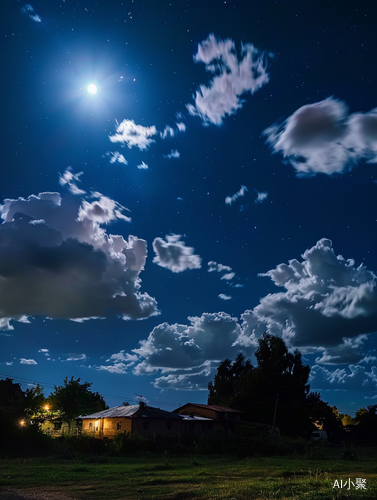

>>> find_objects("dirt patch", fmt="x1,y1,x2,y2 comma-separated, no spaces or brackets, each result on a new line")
0,488,77,500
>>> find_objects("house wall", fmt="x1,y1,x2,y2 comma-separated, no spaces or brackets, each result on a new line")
82,417,132,438
41,420,77,436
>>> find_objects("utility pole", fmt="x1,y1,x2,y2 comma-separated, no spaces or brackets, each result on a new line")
272,393,279,428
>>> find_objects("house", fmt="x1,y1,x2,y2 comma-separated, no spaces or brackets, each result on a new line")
173,403,243,433
174,403,243,422
77,401,184,441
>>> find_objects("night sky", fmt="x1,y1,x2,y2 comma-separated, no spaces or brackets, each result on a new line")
2,0,377,415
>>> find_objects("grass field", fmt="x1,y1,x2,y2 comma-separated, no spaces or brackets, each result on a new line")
1,448,377,500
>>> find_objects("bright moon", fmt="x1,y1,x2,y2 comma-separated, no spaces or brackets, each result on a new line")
87,84,97,94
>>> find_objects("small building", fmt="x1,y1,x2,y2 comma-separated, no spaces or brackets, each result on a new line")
174,403,243,422
77,402,184,441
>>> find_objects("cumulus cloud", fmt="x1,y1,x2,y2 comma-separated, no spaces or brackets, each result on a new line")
0,191,158,325
225,185,248,205
310,364,377,392
59,167,86,195
163,149,180,159
20,358,37,365
187,34,270,125
109,119,157,150
152,234,201,273
137,161,148,170
208,261,232,273
77,192,131,224
264,97,377,175
98,351,139,373
241,238,377,363
131,312,246,389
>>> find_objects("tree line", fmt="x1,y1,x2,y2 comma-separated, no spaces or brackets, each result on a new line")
1,334,376,443
208,333,375,439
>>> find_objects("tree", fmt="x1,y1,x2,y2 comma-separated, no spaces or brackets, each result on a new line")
0,378,45,424
353,405,377,439
305,392,343,439
208,334,311,435
48,377,108,433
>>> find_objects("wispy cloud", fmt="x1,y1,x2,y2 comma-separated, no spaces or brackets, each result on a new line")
264,97,377,176
137,161,148,170
59,167,86,195
65,353,87,361
21,4,41,22
187,34,270,125
109,119,157,150
225,185,248,205
176,122,186,132
255,191,268,203
219,294,232,300
160,126,175,139
208,261,232,273
106,151,128,165
163,149,180,159
152,234,201,273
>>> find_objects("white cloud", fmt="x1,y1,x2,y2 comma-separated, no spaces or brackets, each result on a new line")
225,185,248,205
77,192,131,224
152,234,201,273
97,363,130,374
131,312,246,389
107,152,128,165
0,191,158,322
98,350,138,373
264,97,377,175
137,161,148,170
221,272,235,281
65,353,87,361
153,363,214,391
109,119,157,150
59,167,86,195
163,149,180,159
241,238,377,362
187,34,270,125
176,122,186,132
21,4,41,23
219,294,232,300
208,261,232,273
309,364,377,392
160,126,175,139
255,191,268,203
20,358,37,365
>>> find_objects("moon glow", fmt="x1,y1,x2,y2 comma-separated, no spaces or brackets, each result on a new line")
87,84,98,94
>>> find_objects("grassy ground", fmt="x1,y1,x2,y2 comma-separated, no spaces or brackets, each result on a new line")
0,448,377,500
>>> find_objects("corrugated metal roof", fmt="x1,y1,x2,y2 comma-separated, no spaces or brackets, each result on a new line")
174,403,243,413
77,404,183,420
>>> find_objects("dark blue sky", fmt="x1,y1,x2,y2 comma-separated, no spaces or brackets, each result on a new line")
1,0,377,415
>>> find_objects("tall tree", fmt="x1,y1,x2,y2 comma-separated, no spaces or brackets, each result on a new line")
208,334,311,435
49,377,108,432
